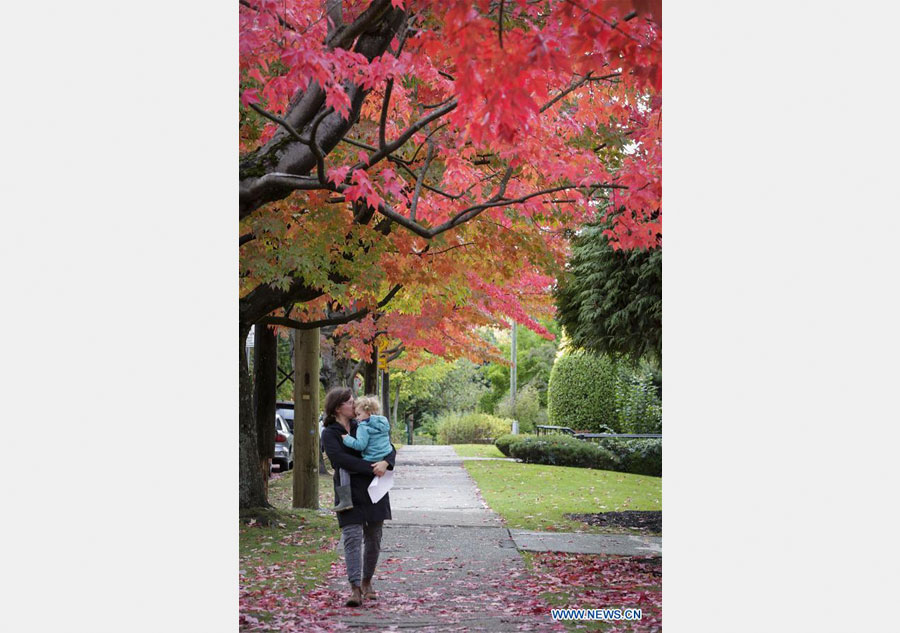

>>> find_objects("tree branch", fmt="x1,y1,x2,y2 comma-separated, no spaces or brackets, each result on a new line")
242,173,324,192
326,0,343,37
249,103,311,146
561,0,659,50
540,72,592,113
409,123,449,163
259,284,403,330
393,161,462,199
420,95,456,110
421,241,475,257
240,5,406,218
326,0,393,50
350,100,458,174
239,0,301,34
308,107,331,184
409,138,435,222
379,78,393,149
373,180,625,239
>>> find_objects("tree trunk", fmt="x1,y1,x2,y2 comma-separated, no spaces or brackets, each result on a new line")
240,326,268,509
293,328,320,508
254,323,277,489
320,327,339,391
363,347,378,394
392,379,400,427
381,370,390,423
338,357,358,391
321,328,360,391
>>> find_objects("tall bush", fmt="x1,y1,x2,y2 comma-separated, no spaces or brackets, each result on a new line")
616,365,662,434
495,383,545,433
435,412,513,444
547,351,619,432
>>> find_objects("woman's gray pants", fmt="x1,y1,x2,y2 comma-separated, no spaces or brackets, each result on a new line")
341,521,383,586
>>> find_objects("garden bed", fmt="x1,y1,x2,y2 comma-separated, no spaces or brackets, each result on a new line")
565,510,661,534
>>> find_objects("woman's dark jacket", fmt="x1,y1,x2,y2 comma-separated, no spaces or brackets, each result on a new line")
322,419,396,528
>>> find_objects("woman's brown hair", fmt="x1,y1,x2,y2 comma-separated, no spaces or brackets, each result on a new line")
323,387,353,426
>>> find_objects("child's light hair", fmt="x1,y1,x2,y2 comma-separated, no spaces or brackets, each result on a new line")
355,395,382,415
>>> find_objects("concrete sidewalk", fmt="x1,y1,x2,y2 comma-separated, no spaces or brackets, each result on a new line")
329,445,660,632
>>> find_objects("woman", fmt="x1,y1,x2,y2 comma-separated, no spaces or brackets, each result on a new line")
321,387,395,607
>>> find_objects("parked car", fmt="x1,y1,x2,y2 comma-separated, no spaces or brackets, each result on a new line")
276,401,325,450
276,401,294,432
273,413,294,472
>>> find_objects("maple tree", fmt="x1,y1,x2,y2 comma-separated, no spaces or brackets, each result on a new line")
239,0,662,508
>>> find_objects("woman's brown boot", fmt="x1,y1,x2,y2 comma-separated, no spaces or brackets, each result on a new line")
361,578,377,601
345,584,363,607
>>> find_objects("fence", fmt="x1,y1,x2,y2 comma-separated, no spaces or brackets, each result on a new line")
534,425,661,443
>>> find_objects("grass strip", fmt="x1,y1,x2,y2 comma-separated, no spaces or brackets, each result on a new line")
239,470,341,625
451,443,506,458
463,460,661,533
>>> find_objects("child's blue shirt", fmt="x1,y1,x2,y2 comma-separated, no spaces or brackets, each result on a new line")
342,414,392,461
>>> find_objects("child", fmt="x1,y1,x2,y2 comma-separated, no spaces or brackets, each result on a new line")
333,395,393,513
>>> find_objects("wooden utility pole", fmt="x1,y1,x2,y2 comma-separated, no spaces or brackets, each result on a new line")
293,327,320,508
378,340,390,420
510,321,518,434
381,370,390,423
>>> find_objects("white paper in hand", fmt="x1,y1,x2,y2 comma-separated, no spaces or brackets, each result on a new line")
367,469,394,503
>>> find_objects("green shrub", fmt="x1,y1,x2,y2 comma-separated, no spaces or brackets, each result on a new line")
547,351,620,432
495,383,545,433
494,433,534,457
597,438,662,476
435,412,513,444
616,367,662,434
494,433,661,476
508,435,620,470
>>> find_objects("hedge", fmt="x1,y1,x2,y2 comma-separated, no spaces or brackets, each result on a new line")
547,351,619,432
494,433,534,457
509,435,620,470
493,434,661,476
597,438,662,476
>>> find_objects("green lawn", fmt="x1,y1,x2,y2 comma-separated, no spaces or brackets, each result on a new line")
451,443,506,458
463,460,661,534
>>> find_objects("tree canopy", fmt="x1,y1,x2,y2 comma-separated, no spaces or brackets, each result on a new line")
238,0,662,508
240,0,661,362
